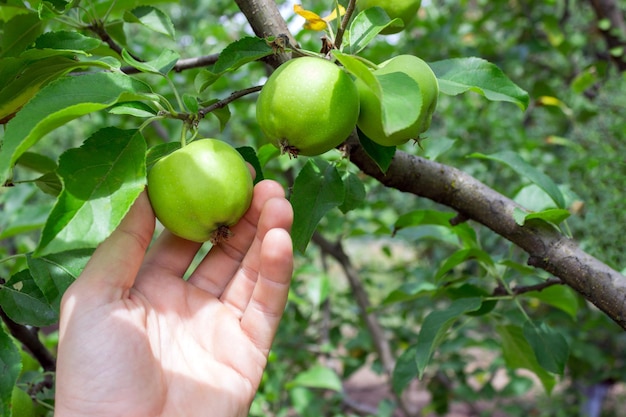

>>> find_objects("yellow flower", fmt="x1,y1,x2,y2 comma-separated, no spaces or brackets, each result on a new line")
294,4,345,31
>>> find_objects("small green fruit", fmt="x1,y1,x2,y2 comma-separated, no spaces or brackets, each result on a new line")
355,55,438,146
356,0,422,34
147,139,253,243
256,57,360,157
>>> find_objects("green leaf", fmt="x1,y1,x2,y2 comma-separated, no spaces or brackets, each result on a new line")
291,159,345,252
415,297,482,378
381,281,437,306
339,172,366,213
523,321,569,375
497,325,557,393
286,365,343,392
15,152,57,173
378,71,422,135
357,129,395,173
195,69,221,93
124,5,175,38
393,209,478,247
0,325,21,417
435,248,495,281
334,50,423,136
35,128,147,256
121,48,180,75
0,12,43,58
213,36,275,74
0,54,98,122
392,344,419,394
26,249,93,310
469,151,565,208
0,72,152,183
514,207,571,228
109,101,157,118
146,142,181,169
524,284,579,320
429,57,529,110
0,5,31,23
33,30,101,51
348,7,400,54
0,269,58,326
183,94,199,113
236,146,264,185
332,51,380,97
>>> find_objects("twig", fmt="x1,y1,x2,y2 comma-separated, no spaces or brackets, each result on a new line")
121,53,221,75
0,307,56,372
312,232,417,417
86,20,143,63
198,85,262,118
334,0,357,49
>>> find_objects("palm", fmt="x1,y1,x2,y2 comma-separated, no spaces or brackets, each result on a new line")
55,180,293,417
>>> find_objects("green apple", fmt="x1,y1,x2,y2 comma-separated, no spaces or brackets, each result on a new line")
256,57,360,157
355,55,438,146
356,0,422,34
147,139,253,243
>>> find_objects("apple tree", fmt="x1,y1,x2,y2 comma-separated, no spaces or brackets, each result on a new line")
1,0,625,415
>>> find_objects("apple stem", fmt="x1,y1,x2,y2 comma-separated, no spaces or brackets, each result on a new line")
210,225,233,245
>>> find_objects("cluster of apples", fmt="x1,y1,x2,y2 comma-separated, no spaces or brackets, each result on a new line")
146,0,432,244
256,53,438,156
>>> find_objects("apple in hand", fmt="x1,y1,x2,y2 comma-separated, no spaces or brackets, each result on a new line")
355,54,438,146
256,57,360,157
147,138,253,243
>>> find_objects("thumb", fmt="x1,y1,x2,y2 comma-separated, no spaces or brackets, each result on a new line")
68,191,155,305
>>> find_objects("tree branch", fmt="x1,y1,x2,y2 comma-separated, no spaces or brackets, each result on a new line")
312,232,417,417
122,54,220,75
0,307,56,372
239,0,626,331
344,135,626,330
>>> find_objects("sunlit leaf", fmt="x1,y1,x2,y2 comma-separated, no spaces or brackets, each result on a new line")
35,128,147,256
0,72,152,183
430,57,529,110
124,5,175,38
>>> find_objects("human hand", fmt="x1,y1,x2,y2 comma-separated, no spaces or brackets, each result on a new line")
54,179,293,417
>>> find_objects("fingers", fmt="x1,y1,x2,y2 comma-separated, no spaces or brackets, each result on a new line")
240,227,293,353
140,229,203,279
187,180,292,296
68,191,155,304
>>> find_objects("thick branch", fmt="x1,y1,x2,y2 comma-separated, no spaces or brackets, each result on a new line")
344,136,626,330
233,0,294,68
